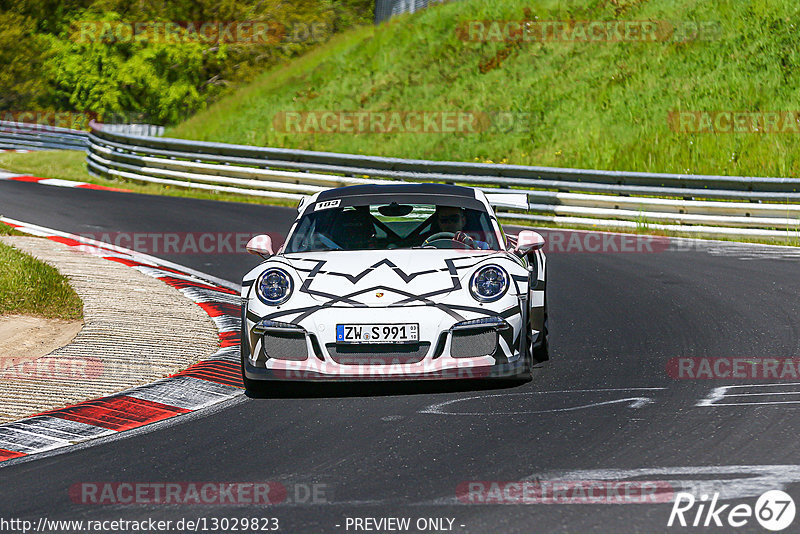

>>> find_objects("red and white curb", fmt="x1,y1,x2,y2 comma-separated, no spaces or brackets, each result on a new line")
0,217,243,464
0,149,31,153
0,171,130,192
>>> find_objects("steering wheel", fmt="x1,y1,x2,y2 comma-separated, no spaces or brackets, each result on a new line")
420,231,474,250
421,232,456,247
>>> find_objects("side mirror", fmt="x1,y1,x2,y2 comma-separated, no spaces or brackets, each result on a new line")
514,230,545,255
246,235,274,258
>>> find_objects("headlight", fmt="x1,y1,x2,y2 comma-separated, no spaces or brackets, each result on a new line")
256,268,293,305
469,265,508,302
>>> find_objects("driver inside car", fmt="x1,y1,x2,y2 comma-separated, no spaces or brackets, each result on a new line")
434,206,490,249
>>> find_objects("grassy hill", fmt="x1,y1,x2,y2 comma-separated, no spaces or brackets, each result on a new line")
168,0,800,179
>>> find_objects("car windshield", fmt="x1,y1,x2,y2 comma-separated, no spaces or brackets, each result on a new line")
285,202,501,252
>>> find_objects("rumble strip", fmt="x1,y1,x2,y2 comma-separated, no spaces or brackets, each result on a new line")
0,217,243,464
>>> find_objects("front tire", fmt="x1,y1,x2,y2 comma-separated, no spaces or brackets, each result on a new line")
532,309,549,363
240,319,263,393
512,352,533,382
510,330,533,382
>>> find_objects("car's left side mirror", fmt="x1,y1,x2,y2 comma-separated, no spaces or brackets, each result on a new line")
246,235,274,259
513,230,545,256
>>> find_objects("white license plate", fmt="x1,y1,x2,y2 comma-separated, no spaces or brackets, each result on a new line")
336,323,419,344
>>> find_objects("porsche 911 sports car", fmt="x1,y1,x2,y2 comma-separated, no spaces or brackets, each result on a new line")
240,183,547,386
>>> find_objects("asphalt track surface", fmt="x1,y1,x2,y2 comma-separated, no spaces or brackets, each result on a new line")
2,179,800,533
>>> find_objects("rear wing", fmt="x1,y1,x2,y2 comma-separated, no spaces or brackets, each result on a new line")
300,191,528,212
296,195,315,213
484,193,528,211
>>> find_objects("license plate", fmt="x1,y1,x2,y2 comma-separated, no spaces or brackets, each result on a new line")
336,323,419,344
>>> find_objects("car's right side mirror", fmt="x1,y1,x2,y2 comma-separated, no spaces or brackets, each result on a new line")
513,230,545,256
246,234,274,259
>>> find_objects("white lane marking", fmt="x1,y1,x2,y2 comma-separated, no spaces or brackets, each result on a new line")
419,388,665,415
37,178,82,187
712,401,800,406
706,244,800,261
697,382,800,407
723,391,800,397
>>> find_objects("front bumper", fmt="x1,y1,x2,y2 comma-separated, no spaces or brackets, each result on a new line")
243,357,529,381
243,305,529,381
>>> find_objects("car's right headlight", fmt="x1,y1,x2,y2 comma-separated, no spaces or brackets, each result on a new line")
469,265,509,302
256,268,293,305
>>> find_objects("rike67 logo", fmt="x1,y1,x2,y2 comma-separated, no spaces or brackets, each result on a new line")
668,490,796,531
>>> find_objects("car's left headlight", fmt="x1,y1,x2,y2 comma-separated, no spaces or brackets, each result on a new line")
469,265,508,302
256,268,293,305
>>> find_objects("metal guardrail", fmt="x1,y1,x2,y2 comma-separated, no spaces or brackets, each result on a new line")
0,121,89,151
0,121,165,152
96,123,166,137
80,121,800,239
375,0,437,23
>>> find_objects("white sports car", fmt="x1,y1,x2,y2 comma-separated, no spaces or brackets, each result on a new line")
241,183,547,386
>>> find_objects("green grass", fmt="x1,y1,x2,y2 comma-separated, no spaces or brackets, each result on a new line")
0,150,297,207
635,210,652,231
166,0,800,180
0,240,83,320
0,224,25,237
0,150,91,183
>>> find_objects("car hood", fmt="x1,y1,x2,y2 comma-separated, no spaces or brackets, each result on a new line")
280,249,500,305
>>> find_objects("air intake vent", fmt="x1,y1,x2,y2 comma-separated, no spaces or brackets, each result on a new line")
326,343,431,365
264,331,308,361
451,329,497,358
